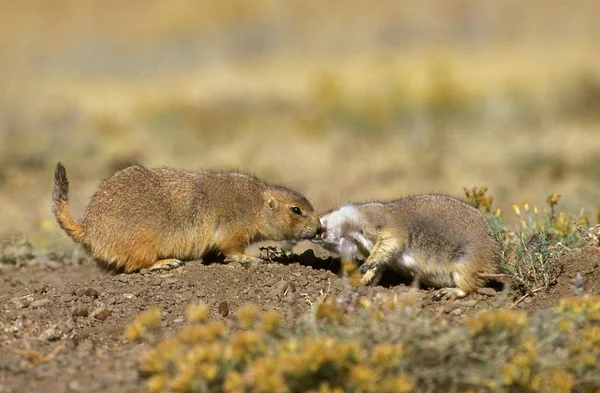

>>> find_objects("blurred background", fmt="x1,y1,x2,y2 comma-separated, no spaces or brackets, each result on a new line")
1,0,599,249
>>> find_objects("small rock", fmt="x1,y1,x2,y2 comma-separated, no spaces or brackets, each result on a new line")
31,298,50,308
93,309,111,321
164,278,178,286
15,298,31,309
218,302,229,317
462,299,479,307
173,317,185,324
34,283,50,294
40,326,61,341
265,277,280,287
228,262,242,269
85,288,99,299
452,308,464,316
63,295,77,303
139,268,149,275
123,293,134,300
75,288,86,297
477,288,497,297
118,275,129,283
107,297,117,305
133,286,149,297
285,291,300,303
72,305,89,317
269,280,289,297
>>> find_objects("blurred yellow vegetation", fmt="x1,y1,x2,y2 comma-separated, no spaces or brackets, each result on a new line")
129,295,600,393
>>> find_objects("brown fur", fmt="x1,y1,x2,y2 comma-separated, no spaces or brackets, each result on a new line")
314,195,501,298
52,163,321,272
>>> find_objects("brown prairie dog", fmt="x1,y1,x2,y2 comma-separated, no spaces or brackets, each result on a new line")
52,163,321,272
312,194,500,299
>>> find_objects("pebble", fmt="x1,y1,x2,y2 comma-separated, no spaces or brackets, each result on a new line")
269,280,289,297
123,293,134,300
15,298,31,309
118,275,129,283
462,299,479,307
218,302,229,317
31,298,51,308
139,268,149,275
75,288,86,297
265,277,280,287
477,288,497,297
93,309,111,321
40,326,61,341
451,308,464,316
133,286,149,297
72,305,89,317
85,288,99,299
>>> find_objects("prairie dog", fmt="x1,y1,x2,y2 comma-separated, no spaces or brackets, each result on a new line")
312,194,500,298
52,163,321,272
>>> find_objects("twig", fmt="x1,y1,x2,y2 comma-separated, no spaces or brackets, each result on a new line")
476,272,511,278
510,286,546,309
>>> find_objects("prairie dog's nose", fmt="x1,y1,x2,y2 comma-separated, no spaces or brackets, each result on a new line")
317,226,324,235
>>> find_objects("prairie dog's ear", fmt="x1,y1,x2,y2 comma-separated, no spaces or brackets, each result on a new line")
263,190,279,211
267,197,278,211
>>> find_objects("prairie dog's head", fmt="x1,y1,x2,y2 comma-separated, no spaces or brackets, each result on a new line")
312,204,372,260
259,188,321,241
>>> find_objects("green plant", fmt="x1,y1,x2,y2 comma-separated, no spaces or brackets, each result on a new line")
0,233,34,266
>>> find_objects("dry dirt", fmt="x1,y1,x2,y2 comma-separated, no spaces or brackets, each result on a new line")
1,247,599,393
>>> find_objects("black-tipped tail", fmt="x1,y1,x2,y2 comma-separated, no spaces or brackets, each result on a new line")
52,162,86,243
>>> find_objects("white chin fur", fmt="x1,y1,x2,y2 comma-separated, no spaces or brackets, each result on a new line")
319,204,371,260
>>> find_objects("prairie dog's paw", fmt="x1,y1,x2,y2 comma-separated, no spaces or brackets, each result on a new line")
224,254,265,264
432,287,467,301
150,259,185,271
360,270,377,286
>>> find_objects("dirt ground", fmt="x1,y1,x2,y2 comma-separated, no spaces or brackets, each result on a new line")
1,246,599,393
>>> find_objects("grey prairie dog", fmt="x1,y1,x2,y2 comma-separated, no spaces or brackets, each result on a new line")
312,194,500,298
52,162,321,272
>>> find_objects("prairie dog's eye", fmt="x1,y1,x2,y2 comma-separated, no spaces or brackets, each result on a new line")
289,206,302,215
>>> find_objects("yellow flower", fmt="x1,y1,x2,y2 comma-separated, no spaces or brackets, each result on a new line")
146,375,168,393
186,303,210,323
259,310,284,334
513,204,521,217
236,304,260,329
546,193,561,207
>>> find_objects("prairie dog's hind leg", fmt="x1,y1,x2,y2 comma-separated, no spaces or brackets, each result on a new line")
432,271,473,300
149,258,185,271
